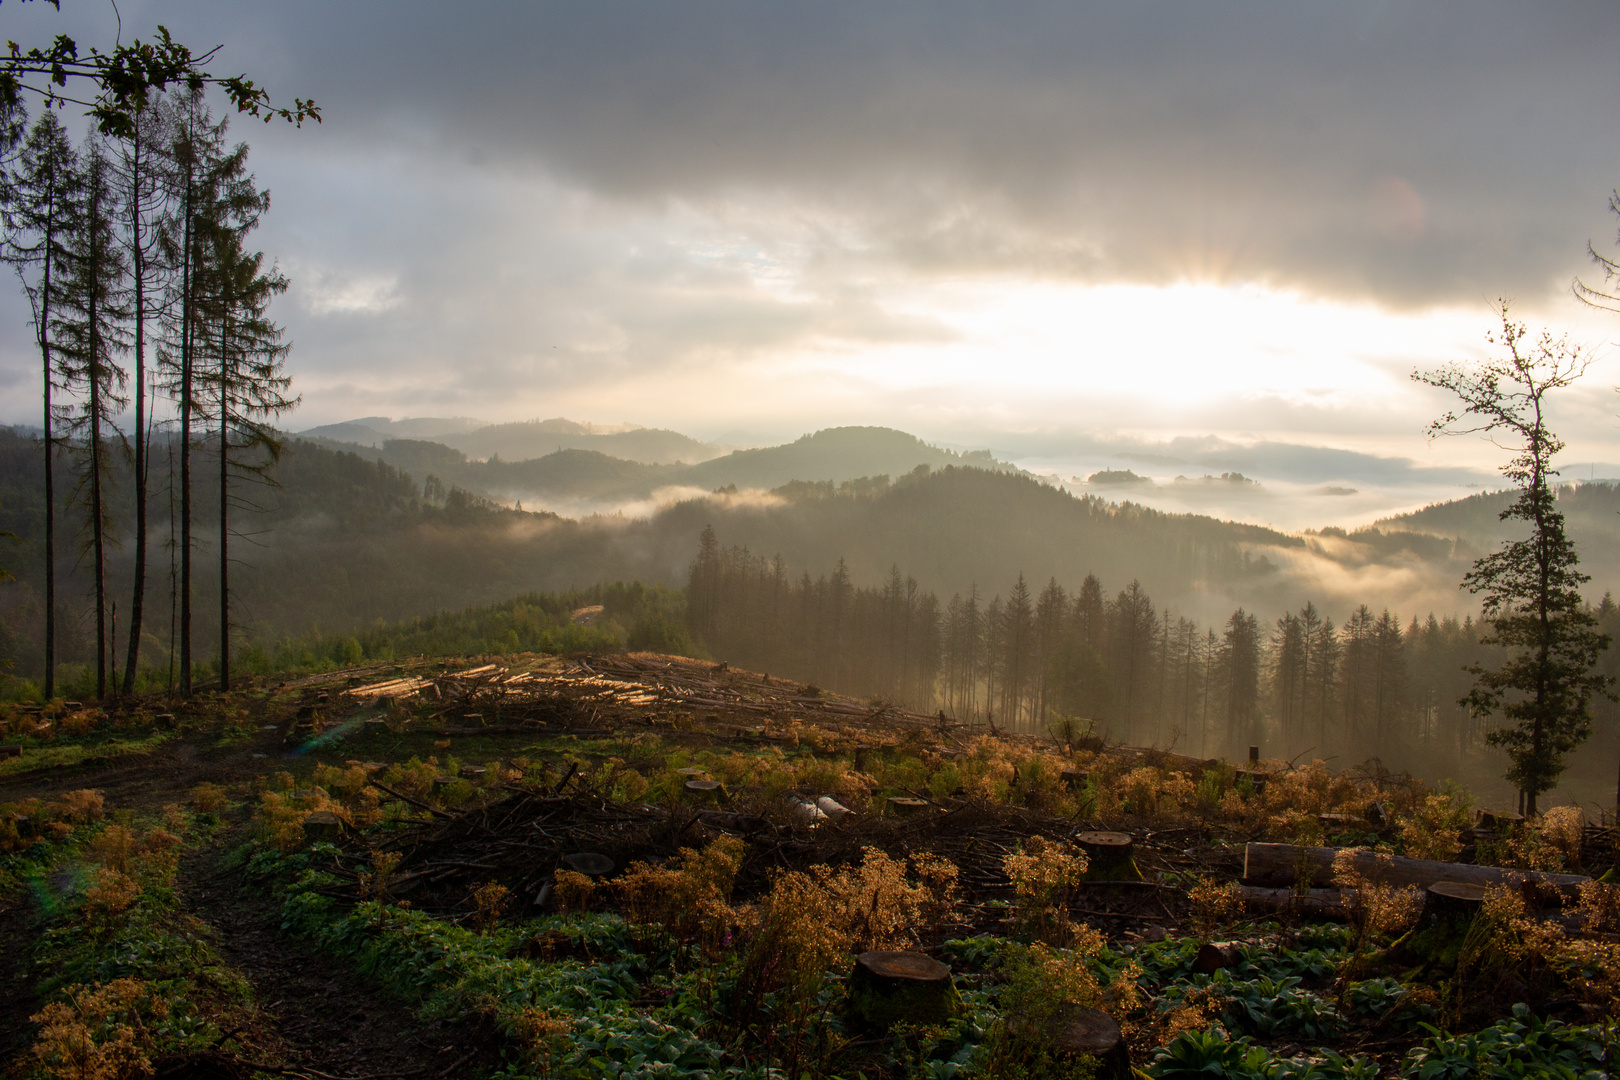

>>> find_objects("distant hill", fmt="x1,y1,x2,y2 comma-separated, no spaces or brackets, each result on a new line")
676,426,1018,492
299,415,488,446
1376,481,1620,591
442,421,722,466
657,464,1296,607
300,416,723,467
346,426,1021,508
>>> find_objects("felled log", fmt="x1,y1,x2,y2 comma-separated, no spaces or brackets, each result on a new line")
786,794,828,826
816,795,853,820
847,950,962,1028
1075,831,1143,882
1242,843,1590,898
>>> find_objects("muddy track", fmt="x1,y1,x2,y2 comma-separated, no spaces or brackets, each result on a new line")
2,733,513,1079
0,889,39,1072
179,847,510,1080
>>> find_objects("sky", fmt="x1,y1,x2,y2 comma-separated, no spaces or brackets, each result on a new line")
4,2,1620,529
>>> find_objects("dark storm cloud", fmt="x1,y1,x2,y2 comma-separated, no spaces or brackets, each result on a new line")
4,1,1619,440
89,0,1620,307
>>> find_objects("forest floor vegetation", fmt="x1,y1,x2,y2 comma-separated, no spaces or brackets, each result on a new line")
1,652,1617,1078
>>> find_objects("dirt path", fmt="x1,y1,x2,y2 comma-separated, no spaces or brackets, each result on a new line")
0,890,39,1071
180,848,509,1080
2,721,512,1079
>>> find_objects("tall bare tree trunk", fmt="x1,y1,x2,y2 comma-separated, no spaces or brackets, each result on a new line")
123,124,150,696
178,187,193,696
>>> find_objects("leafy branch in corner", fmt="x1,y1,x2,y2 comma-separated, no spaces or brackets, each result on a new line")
1,1,319,137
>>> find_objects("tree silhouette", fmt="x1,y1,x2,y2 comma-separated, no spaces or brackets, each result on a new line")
1416,309,1614,815
53,141,129,697
4,109,79,698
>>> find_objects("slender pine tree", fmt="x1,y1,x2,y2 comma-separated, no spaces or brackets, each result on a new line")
5,111,79,699
53,140,130,698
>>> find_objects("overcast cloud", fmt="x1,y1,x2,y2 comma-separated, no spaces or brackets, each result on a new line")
3,1,1620,519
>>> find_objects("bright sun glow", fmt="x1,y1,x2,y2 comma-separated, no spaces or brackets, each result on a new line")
787,280,1487,409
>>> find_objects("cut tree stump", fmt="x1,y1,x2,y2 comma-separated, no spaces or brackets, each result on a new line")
888,796,932,815
1005,1005,1130,1080
302,811,343,842
1050,1006,1130,1080
1193,942,1244,974
847,950,962,1028
1380,881,1487,978
1234,769,1269,796
1476,810,1525,833
0,745,20,759
685,779,729,804
1074,831,1143,882
1242,842,1589,898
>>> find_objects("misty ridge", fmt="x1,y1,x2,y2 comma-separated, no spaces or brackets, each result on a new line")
9,412,1620,806
11,418,1620,656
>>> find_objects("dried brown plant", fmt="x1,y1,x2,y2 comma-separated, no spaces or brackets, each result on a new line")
472,881,511,934
513,1006,573,1080
551,870,597,913
1003,835,1088,943
188,783,227,813
82,868,142,927
1398,794,1471,861
55,789,106,824
1188,877,1244,943
1539,806,1584,867
1332,850,1422,971
358,849,402,902
617,835,747,948
31,978,166,1080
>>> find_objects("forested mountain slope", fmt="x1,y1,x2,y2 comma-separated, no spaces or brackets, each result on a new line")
1,429,1310,673
336,425,1022,510
673,426,1017,491
303,416,722,466
661,465,1295,606
1377,481,1620,591
443,420,720,465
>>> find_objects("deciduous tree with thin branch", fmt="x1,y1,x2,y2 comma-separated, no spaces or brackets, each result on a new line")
1415,308,1614,816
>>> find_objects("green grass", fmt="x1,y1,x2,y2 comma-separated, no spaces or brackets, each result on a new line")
0,729,174,778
